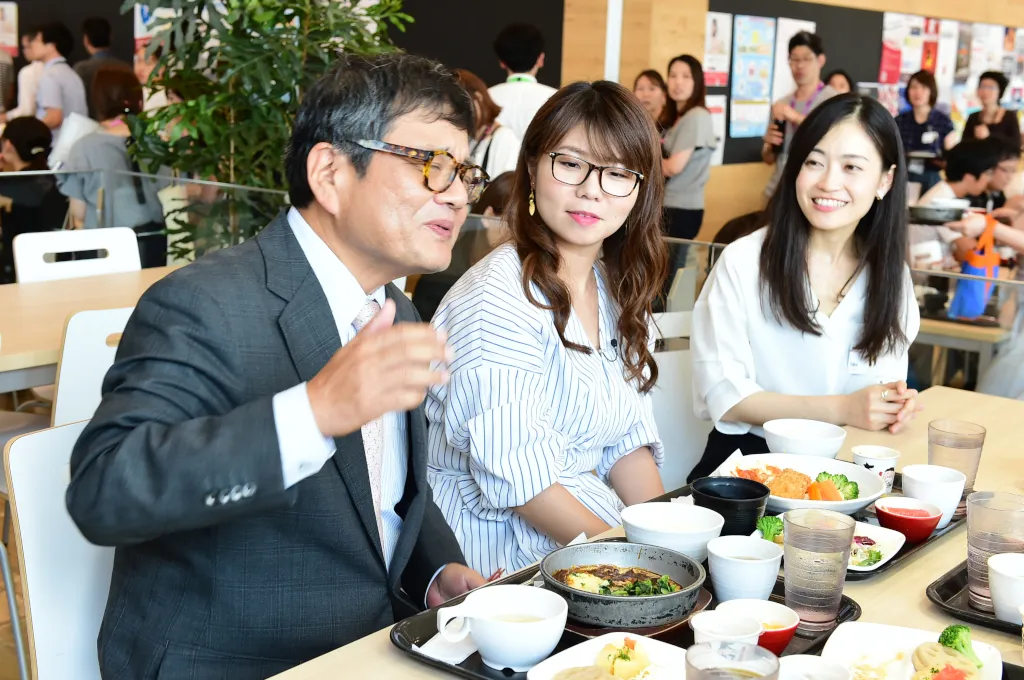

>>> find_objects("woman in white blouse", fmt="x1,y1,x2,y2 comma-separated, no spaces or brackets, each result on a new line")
426,81,669,576
689,94,922,481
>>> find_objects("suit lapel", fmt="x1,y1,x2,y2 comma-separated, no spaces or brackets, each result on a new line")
261,214,385,567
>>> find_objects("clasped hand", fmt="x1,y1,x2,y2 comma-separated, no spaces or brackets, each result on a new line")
844,381,922,434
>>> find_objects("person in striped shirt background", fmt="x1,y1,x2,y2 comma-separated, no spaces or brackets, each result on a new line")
426,81,669,576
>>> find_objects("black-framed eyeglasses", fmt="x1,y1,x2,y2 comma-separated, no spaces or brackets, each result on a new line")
347,139,490,203
547,153,643,198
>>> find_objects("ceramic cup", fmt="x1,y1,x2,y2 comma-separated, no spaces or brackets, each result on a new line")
707,535,784,602
901,464,966,529
689,610,763,645
851,445,900,494
436,584,567,671
988,553,1024,626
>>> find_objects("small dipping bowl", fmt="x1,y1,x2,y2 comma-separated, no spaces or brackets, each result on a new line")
874,497,942,544
691,477,770,536
715,599,799,656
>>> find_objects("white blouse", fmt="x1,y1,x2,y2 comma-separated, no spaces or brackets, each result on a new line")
692,228,920,438
426,244,664,576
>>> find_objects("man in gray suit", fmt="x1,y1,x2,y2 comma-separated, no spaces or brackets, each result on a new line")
66,53,491,679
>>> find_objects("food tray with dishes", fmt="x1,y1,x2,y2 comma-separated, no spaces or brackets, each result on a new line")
652,461,965,579
927,561,1024,636
390,538,861,680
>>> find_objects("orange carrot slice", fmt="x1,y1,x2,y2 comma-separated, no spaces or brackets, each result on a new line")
818,479,843,501
807,482,823,501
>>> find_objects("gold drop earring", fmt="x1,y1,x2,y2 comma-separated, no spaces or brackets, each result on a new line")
529,189,536,216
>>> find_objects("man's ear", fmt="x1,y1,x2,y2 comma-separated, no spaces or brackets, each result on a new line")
536,52,545,71
306,142,354,217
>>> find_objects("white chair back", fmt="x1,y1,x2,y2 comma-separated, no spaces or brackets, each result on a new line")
52,308,134,427
13,228,141,283
5,421,112,680
651,312,710,490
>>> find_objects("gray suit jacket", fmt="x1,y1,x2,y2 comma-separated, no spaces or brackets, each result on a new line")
66,212,466,679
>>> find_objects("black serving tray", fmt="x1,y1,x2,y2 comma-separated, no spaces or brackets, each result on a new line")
650,473,967,581
390,539,862,680
926,560,1024,636
1005,662,1024,679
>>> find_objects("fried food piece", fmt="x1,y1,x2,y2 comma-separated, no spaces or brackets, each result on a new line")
767,468,813,499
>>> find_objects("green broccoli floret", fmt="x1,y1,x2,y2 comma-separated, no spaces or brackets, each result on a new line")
814,472,860,500
756,516,784,542
938,624,983,668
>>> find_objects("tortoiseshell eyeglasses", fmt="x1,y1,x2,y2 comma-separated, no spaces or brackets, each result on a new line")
347,139,490,204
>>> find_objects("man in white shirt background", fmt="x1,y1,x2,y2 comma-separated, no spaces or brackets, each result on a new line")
25,23,88,141
487,23,556,139
4,32,45,120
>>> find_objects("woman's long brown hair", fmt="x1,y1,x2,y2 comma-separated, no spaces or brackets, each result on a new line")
508,80,668,393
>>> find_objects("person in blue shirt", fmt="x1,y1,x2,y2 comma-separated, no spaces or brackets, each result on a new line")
895,70,956,195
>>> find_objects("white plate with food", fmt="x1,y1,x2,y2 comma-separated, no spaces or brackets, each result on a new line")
527,633,685,680
715,453,884,515
753,515,906,572
820,621,1002,680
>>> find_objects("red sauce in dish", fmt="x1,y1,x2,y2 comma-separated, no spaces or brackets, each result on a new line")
886,508,932,517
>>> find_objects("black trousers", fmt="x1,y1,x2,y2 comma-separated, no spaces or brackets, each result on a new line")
687,428,770,483
663,208,704,304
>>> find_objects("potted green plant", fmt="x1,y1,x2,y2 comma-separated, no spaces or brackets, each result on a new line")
125,0,411,261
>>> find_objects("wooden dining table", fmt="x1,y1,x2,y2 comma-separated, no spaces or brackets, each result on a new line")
273,386,1024,678
0,266,179,392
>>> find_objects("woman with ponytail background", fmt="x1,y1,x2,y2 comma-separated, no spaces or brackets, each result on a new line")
425,81,669,576
0,116,66,282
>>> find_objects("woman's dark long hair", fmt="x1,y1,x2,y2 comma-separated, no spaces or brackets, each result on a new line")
668,55,707,118
761,93,909,364
509,81,668,393
633,69,676,131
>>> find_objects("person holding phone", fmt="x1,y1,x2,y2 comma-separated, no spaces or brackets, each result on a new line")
761,32,837,203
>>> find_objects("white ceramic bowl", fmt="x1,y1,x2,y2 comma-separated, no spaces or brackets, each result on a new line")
715,453,885,515
689,610,762,645
707,535,783,602
764,419,847,458
779,654,851,680
988,553,1024,626
621,502,725,563
901,464,966,529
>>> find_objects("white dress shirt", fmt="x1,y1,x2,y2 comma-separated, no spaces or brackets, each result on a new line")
272,207,408,569
426,245,664,576
6,61,44,120
487,74,556,139
470,124,520,178
692,228,920,438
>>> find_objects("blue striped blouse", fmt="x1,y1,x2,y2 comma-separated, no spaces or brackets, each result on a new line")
426,244,664,576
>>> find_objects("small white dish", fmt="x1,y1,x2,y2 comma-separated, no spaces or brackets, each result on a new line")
689,610,762,645
779,654,850,680
526,632,686,680
847,521,906,572
707,535,783,602
436,584,567,672
764,419,846,458
988,552,1024,625
751,517,905,572
901,464,966,529
820,621,1002,680
621,502,725,563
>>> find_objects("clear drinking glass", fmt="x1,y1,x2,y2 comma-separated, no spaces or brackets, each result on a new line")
685,641,780,679
783,509,856,633
928,420,986,517
966,491,1024,612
